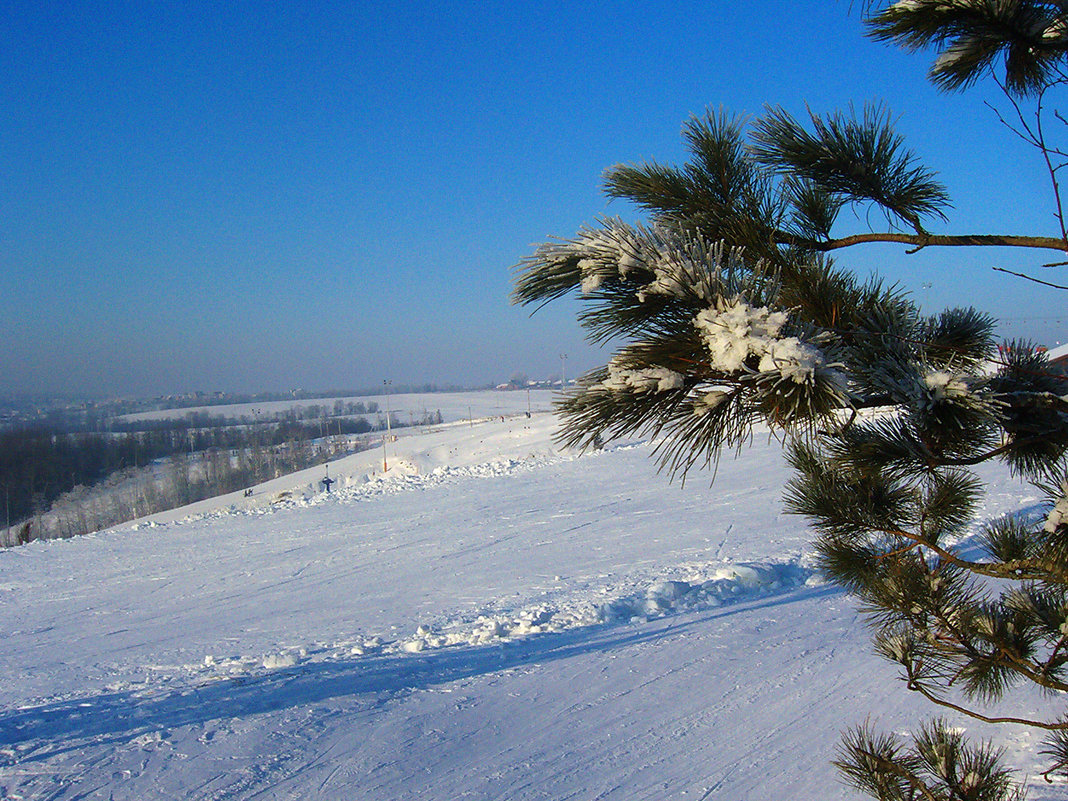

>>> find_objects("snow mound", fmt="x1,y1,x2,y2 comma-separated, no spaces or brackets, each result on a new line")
175,558,816,687
598,561,810,623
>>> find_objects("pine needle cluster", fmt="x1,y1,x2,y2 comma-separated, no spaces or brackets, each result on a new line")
513,2,1068,796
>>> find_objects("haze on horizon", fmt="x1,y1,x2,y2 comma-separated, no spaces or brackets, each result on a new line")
3,2,1065,399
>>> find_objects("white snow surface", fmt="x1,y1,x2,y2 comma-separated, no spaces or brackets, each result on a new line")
118,389,557,425
1,401,1063,800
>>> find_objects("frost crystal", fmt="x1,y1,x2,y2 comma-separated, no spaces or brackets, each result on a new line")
566,223,648,296
634,240,740,303
636,255,702,302
562,221,745,304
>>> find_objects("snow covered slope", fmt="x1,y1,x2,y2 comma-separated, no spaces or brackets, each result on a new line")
0,407,1060,799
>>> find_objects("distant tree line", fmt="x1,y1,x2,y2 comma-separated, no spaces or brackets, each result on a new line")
0,409,446,545
137,383,458,412
14,431,361,545
0,384,476,434
111,400,382,433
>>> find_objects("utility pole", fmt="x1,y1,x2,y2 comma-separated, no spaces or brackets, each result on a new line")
382,379,392,471
560,353,568,389
2,483,8,548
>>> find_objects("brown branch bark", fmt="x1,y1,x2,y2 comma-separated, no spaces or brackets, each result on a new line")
873,524,1066,582
906,676,1068,731
775,231,1068,253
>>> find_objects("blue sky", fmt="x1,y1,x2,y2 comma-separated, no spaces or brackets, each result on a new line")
2,1,1064,398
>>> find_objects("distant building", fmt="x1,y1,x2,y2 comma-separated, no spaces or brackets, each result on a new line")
1047,342,1068,368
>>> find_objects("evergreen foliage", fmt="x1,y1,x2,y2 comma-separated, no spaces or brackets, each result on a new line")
868,0,1068,96
513,2,1068,796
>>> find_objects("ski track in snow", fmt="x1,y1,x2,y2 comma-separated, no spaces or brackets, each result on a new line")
0,572,827,801
0,443,827,800
0,411,1057,801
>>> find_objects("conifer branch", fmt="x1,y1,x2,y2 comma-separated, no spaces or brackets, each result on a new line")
776,230,1068,254
917,434,1062,468
906,674,1068,731
869,523,1066,582
852,749,943,801
514,57,1068,787
992,266,1068,290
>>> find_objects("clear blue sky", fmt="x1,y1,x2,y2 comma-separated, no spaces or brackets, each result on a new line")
2,1,1064,398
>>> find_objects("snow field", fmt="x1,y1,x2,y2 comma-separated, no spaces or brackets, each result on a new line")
1,406,1061,800
118,389,558,425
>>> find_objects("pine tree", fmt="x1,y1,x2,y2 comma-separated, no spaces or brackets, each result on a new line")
513,3,1068,797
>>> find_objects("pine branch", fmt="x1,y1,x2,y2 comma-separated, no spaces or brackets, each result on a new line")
776,229,1068,254
992,265,1068,290
853,749,944,801
906,672,1068,730
916,433,1063,468
1043,633,1068,676
866,522,1066,582
867,0,1068,97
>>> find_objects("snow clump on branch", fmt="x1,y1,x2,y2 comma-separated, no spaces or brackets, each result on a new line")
922,370,970,400
1046,480,1068,534
599,358,685,393
694,299,825,384
693,390,729,416
564,219,738,303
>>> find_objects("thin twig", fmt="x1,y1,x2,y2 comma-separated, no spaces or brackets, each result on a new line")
1030,83,1068,247
993,266,1068,290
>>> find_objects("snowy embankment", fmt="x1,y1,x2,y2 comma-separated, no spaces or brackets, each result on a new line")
0,408,1058,800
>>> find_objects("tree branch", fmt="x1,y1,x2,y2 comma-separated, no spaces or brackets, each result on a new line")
872,524,1067,582
1043,634,1068,677
992,266,1068,290
906,674,1068,731
776,231,1068,253
853,748,942,801
914,432,1065,469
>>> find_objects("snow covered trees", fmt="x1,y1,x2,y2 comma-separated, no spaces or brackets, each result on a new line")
513,2,1068,797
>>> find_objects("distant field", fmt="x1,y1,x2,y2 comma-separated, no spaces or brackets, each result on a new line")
118,388,559,424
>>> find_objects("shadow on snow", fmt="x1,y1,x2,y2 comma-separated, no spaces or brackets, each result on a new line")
1,584,840,762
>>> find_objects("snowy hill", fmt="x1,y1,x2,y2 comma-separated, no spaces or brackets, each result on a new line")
0,402,1060,800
